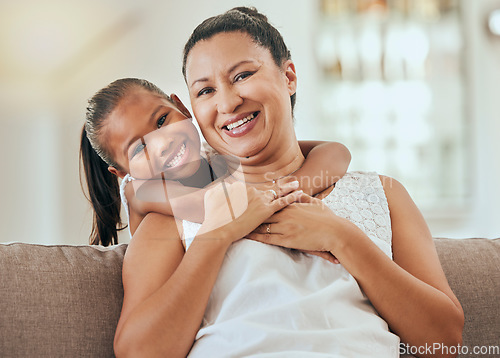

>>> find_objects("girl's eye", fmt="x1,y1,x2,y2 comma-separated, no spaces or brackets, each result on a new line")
234,71,253,82
157,114,167,128
131,143,146,158
197,87,214,97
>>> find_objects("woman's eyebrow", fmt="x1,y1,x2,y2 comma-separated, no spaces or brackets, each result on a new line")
190,77,208,89
189,60,255,88
227,60,255,74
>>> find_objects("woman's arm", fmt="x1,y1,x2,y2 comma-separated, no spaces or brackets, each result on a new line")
333,176,463,357
295,141,351,196
114,213,230,358
248,177,463,358
114,181,303,358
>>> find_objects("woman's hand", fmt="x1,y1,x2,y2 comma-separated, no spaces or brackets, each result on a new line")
197,180,304,244
246,194,355,263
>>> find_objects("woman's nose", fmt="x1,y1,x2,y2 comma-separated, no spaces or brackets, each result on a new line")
216,85,243,114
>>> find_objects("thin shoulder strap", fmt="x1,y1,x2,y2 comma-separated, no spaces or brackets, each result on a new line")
119,174,135,238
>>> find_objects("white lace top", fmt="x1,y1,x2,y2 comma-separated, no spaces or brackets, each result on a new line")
183,172,399,357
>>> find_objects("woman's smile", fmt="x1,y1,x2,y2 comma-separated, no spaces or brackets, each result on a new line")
222,111,260,137
186,32,298,161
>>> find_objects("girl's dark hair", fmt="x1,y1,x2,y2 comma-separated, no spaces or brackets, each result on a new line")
80,127,123,246
182,6,296,112
80,78,170,246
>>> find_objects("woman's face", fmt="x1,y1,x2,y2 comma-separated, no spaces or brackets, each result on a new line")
105,88,201,180
185,32,297,162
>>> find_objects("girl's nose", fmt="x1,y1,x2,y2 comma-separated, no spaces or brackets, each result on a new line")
146,133,173,172
216,85,243,114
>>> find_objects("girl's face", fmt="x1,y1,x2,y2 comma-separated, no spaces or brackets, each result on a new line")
185,32,297,163
105,88,201,180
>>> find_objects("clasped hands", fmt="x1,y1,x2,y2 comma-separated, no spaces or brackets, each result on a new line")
200,177,343,264
246,191,340,264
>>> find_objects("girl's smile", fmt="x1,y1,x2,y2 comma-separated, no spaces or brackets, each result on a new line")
105,88,201,181
164,142,187,169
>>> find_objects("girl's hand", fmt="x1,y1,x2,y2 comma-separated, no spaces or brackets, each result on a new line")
246,194,355,263
197,180,303,244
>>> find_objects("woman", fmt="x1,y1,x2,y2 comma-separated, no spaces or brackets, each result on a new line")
114,7,464,358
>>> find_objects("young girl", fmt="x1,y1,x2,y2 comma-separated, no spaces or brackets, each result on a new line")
80,78,351,246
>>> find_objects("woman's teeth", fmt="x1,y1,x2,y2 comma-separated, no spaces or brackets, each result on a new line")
166,143,186,168
226,113,256,131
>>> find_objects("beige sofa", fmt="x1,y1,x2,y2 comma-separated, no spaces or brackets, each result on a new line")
0,238,498,357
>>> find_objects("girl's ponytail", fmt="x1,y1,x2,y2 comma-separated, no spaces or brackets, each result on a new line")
80,126,125,246
80,78,170,245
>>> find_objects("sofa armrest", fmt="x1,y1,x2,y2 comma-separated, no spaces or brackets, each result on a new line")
434,238,500,357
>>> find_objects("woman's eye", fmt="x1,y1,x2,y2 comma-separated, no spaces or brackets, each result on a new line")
197,88,214,97
157,114,166,128
234,71,253,82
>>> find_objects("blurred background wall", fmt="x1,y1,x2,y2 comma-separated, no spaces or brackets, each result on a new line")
0,0,499,245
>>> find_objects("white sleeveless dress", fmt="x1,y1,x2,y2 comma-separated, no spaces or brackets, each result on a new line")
182,172,400,357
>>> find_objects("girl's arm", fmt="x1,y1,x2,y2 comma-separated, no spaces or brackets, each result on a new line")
128,179,207,225
295,141,351,196
114,181,304,358
298,140,326,157
126,153,231,226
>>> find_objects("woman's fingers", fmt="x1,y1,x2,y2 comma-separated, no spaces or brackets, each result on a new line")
274,175,298,189
246,231,275,245
260,177,299,198
302,250,340,264
255,221,278,235
296,192,321,204
264,188,279,202
276,179,300,197
246,232,339,264
270,190,303,211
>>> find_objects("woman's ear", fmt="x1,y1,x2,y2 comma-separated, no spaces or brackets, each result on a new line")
283,60,297,97
108,166,127,179
171,93,192,119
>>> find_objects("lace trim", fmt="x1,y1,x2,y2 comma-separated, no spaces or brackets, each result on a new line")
322,172,392,257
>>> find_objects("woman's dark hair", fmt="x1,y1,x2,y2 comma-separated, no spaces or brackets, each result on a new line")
80,78,170,246
182,6,296,112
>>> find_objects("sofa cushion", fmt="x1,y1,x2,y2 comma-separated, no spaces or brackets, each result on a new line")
434,238,500,356
0,243,126,358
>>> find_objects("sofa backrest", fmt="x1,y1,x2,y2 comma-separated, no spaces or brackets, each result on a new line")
0,239,498,357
